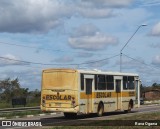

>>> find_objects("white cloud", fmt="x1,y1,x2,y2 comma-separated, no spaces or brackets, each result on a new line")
77,8,114,18
0,0,135,33
150,22,160,36
0,54,27,66
71,24,99,37
68,24,118,51
76,0,133,18
138,0,160,7
80,0,133,8
0,0,73,33
152,55,160,65
69,34,118,51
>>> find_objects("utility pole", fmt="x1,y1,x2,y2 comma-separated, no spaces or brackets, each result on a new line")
120,24,147,72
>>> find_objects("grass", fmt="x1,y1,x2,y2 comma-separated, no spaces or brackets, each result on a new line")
116,111,160,120
0,101,40,108
0,100,41,119
0,102,12,108
0,110,43,119
48,111,160,129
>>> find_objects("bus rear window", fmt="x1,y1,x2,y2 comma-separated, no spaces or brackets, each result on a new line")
42,71,77,89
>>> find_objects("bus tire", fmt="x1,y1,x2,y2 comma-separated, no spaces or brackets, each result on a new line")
97,103,104,117
124,100,133,113
64,113,77,118
128,99,133,111
128,103,132,112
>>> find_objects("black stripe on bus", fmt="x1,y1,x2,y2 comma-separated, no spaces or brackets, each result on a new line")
94,102,115,105
104,102,115,104
122,101,130,103
80,103,85,106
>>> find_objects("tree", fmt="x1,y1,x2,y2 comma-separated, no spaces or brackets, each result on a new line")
0,78,28,102
152,83,160,89
0,78,41,107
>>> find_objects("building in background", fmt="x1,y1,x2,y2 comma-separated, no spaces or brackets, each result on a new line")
143,89,160,100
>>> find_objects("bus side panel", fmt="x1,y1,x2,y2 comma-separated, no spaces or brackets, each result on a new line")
93,92,116,113
79,92,96,114
77,73,87,114
122,91,136,110
79,99,87,114
121,76,137,110
78,74,95,114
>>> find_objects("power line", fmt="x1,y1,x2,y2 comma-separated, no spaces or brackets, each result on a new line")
123,54,160,70
0,41,116,56
0,41,73,53
79,54,120,65
138,1,160,7
0,56,73,66
0,54,120,66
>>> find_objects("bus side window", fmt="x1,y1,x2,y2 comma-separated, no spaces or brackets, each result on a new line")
95,75,98,90
106,75,114,90
81,74,84,91
123,76,128,90
98,75,106,90
128,76,134,89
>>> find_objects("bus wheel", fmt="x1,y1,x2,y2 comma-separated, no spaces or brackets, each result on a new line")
128,103,132,112
128,99,133,111
124,101,132,113
64,113,77,118
97,103,104,117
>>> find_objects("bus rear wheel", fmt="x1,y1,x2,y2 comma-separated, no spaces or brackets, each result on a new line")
64,113,77,118
97,103,104,117
124,101,132,113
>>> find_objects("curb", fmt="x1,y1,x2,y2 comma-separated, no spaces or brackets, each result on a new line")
140,103,160,107
0,112,58,120
26,115,34,118
39,114,46,116
0,117,6,120
50,113,56,115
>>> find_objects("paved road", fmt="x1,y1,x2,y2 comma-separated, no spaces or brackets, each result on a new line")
0,104,160,129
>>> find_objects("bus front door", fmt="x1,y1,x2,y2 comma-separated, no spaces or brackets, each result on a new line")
84,75,94,114
115,78,122,110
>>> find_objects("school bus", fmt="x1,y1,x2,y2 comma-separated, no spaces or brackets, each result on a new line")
41,68,140,117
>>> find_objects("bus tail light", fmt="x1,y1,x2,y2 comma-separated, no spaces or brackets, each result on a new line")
71,97,76,107
42,96,45,106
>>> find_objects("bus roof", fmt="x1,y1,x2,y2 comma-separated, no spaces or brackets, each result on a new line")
77,69,138,76
42,68,138,77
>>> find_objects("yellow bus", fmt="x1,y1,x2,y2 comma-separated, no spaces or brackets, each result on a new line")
41,68,140,118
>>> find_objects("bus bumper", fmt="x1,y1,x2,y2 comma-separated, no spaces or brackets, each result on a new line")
41,105,79,113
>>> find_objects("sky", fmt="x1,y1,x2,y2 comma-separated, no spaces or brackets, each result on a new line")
0,0,160,90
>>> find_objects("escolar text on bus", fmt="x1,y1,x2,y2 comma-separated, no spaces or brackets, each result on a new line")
129,91,135,96
45,95,72,100
96,92,111,98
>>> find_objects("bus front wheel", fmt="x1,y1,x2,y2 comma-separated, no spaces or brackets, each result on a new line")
97,103,104,117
